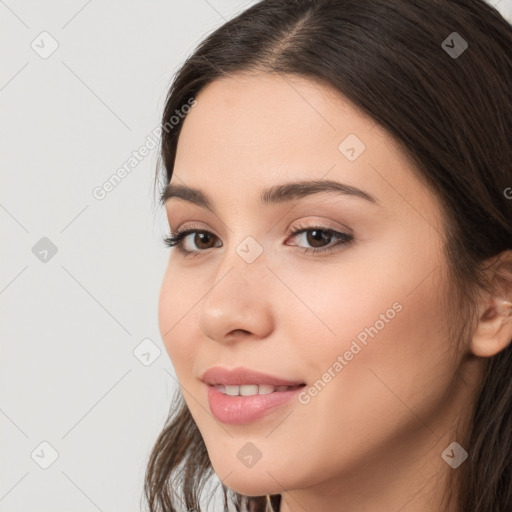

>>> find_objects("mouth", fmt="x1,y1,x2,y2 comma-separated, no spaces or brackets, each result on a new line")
205,383,307,425
210,383,306,396
200,365,306,388
201,366,307,424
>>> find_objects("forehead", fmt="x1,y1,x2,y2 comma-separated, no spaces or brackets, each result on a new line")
176,71,378,168
171,72,441,226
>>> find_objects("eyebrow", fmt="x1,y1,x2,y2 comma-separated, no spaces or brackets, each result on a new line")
160,178,379,212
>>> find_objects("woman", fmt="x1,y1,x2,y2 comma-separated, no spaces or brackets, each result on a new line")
145,0,512,510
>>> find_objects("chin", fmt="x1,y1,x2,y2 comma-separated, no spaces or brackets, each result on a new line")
224,482,277,498
219,470,285,497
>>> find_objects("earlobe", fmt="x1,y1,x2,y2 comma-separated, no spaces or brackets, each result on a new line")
471,298,512,358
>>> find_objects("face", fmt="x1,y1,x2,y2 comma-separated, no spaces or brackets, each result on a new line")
158,72,475,503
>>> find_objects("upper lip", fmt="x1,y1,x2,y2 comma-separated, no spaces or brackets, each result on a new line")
201,366,306,387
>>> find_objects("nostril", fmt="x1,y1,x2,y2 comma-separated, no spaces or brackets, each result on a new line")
227,329,251,337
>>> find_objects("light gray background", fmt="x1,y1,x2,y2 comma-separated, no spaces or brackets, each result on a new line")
1,1,511,511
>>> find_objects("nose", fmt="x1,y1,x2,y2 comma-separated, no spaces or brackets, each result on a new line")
197,244,274,345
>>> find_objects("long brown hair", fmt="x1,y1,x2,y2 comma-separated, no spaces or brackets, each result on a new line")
145,1,512,510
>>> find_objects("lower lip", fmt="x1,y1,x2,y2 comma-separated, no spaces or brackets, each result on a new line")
206,384,305,425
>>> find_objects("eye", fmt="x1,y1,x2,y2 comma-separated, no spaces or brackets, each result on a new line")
163,224,221,256
162,222,354,256
284,222,354,255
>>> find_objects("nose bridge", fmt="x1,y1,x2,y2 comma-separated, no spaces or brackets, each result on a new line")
215,228,270,285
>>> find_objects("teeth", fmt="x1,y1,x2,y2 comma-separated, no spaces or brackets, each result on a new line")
214,384,298,396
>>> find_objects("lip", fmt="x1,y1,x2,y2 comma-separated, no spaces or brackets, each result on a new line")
200,366,306,387
201,366,307,425
205,384,305,425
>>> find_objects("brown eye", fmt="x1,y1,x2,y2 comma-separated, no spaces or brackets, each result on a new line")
163,224,354,256
192,232,218,250
286,225,354,255
305,229,333,248
163,227,222,255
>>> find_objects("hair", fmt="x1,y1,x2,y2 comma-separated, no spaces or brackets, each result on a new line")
144,1,512,511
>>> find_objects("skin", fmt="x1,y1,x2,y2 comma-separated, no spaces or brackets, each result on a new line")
158,71,512,512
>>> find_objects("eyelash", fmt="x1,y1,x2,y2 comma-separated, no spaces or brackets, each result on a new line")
162,222,354,256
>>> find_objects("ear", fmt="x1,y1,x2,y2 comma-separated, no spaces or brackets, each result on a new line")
470,250,512,358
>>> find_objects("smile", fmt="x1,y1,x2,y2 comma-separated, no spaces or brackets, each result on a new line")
213,384,305,396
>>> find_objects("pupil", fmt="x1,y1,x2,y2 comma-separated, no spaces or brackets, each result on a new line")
196,232,212,248
308,229,330,248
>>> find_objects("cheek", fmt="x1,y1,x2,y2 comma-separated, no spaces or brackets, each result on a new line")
158,265,199,373
281,240,454,417
271,269,454,482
